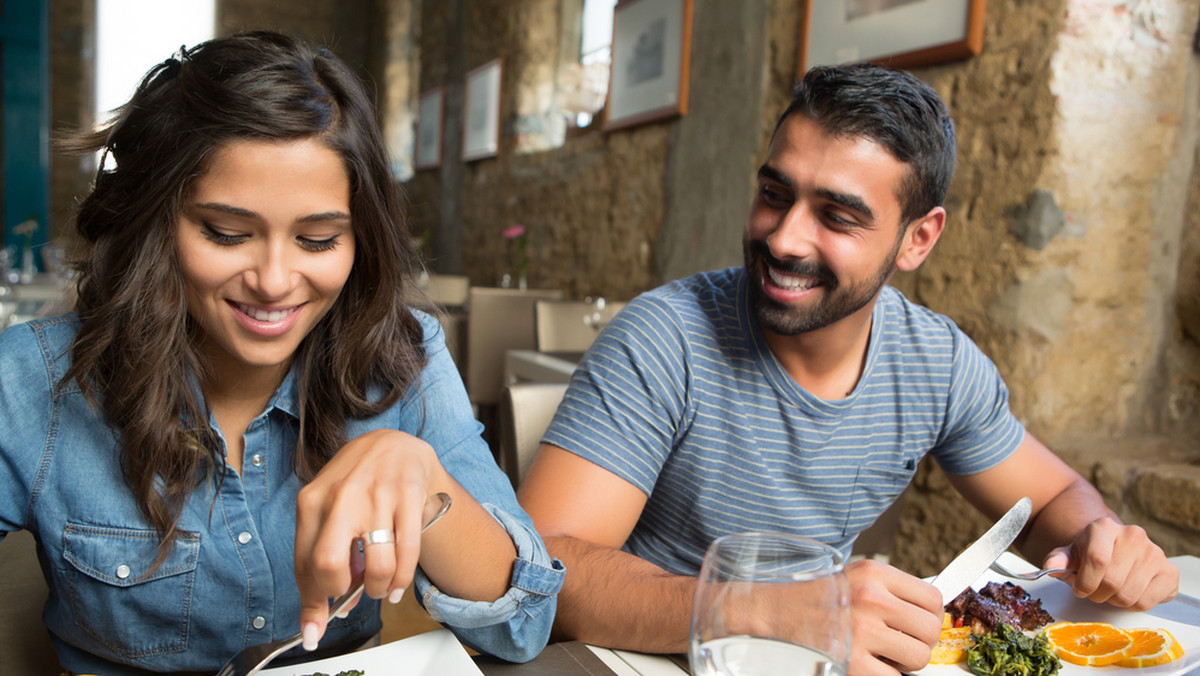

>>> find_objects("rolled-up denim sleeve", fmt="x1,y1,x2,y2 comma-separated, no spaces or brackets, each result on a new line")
412,504,564,663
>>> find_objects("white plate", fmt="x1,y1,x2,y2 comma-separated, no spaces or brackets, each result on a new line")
259,628,484,676
916,553,1200,675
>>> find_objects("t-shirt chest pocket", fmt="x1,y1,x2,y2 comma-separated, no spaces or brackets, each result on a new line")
841,463,915,540
62,522,200,660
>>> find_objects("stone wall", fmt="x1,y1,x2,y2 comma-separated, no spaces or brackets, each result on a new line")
888,0,1200,577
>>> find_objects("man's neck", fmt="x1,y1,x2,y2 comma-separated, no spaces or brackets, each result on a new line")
761,301,876,400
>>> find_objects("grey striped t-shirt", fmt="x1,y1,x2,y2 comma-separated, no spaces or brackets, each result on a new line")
541,267,1024,574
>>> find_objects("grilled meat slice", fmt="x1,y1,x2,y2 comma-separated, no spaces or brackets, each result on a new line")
946,581,1054,633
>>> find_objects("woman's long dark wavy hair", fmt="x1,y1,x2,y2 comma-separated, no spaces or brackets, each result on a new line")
61,31,426,548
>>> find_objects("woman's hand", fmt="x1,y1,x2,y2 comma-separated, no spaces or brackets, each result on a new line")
292,429,445,650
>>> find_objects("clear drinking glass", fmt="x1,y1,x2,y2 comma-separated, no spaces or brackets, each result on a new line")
690,532,851,676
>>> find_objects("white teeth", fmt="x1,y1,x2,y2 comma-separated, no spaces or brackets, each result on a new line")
238,303,295,322
767,266,816,291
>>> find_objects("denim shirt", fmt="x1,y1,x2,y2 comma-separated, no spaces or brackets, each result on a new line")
0,312,563,675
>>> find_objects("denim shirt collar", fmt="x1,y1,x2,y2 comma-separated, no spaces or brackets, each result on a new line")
268,366,301,420
186,364,302,424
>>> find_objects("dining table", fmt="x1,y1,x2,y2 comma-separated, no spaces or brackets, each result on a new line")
503,349,584,386
267,554,1199,676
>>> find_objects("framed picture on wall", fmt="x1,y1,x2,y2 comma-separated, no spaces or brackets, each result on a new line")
462,58,502,161
415,87,444,170
603,0,693,132
799,0,987,75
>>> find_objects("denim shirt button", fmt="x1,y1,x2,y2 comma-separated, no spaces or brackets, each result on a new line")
252,616,266,630
115,564,131,580
238,531,252,545
251,454,264,467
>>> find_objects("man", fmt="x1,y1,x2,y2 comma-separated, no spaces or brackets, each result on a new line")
517,63,1179,675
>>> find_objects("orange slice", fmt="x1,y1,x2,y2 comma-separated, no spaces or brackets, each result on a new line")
1117,627,1185,668
1044,621,1133,666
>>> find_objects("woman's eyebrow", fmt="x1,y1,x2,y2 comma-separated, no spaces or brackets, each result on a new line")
297,211,351,223
192,202,258,219
190,202,350,223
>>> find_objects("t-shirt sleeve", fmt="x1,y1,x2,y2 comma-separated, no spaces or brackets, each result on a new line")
930,321,1026,475
541,294,692,496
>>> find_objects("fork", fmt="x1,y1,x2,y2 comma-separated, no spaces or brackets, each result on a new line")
216,492,452,676
989,559,1073,581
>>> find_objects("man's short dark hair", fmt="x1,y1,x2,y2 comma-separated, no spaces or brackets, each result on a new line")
779,63,957,224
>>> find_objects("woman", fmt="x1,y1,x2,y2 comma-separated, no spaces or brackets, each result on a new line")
0,31,561,675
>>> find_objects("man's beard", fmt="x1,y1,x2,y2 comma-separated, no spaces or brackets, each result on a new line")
743,237,899,336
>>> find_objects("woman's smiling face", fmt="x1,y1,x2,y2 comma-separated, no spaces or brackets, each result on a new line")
176,137,355,385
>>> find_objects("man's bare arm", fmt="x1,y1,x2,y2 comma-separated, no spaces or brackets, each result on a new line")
948,433,1178,609
518,444,695,652
542,534,696,651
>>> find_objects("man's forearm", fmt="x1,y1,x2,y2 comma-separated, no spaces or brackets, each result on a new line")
547,535,697,653
1022,478,1119,562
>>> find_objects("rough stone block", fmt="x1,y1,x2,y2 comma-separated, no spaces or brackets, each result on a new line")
1131,464,1200,532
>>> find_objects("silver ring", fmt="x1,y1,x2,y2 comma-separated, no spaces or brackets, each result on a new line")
362,528,395,546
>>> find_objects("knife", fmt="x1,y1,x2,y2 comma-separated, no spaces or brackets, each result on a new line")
931,497,1032,605
1146,591,1200,627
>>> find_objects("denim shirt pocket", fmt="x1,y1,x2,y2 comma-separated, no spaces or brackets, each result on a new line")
840,464,914,539
62,522,200,660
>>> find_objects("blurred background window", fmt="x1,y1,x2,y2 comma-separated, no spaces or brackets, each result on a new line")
95,0,215,122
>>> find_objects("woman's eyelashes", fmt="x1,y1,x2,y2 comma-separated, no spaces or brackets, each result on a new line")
200,222,247,246
199,221,344,252
297,233,343,252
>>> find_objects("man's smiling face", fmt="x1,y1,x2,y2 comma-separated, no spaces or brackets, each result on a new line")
744,114,911,337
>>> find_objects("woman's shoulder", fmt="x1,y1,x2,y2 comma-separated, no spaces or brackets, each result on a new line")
0,314,79,405
0,313,78,370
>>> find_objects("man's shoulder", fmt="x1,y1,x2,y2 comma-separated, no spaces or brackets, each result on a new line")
635,268,742,311
879,286,958,336
617,268,743,335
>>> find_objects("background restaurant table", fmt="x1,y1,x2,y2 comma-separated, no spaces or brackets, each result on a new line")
474,554,1200,675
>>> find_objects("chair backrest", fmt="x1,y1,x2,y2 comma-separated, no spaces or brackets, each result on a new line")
0,530,60,675
422,274,471,308
465,287,563,406
498,382,569,486
534,299,626,352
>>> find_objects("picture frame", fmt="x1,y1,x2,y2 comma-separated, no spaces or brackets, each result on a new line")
415,87,444,170
603,0,693,132
462,58,502,162
799,0,987,75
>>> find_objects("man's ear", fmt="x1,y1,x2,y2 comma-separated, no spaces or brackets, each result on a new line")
895,206,945,272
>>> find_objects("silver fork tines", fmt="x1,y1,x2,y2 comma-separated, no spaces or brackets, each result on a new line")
216,492,452,676
989,560,1073,581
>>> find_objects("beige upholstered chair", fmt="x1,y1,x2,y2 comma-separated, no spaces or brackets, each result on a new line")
421,273,470,308
498,383,569,487
0,530,60,675
464,287,563,407
533,299,625,352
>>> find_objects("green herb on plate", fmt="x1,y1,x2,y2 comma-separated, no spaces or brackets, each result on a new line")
966,622,1061,676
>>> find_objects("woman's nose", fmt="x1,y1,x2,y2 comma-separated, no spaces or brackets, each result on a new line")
245,245,295,300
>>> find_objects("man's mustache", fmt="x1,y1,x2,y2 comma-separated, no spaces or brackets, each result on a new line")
748,240,837,288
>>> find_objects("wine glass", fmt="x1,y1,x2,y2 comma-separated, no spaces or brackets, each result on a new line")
690,532,851,676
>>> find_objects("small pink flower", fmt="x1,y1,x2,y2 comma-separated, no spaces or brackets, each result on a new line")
502,225,526,239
